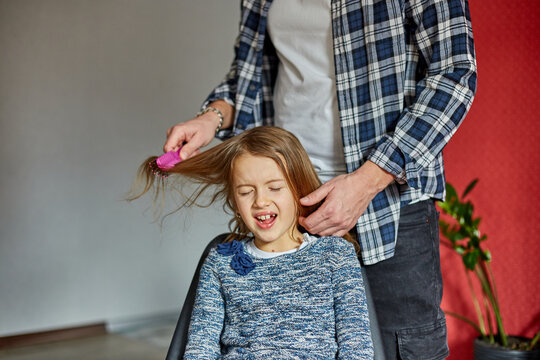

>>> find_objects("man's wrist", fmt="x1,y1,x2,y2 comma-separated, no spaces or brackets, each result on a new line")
197,107,223,133
354,161,395,195
206,100,234,130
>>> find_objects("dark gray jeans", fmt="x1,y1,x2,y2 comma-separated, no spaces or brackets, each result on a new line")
363,199,449,360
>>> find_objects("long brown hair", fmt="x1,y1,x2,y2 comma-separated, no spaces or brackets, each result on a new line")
129,126,356,247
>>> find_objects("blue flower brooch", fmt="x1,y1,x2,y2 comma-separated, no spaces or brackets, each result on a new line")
217,240,255,275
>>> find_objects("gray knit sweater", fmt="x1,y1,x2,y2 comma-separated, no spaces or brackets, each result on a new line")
184,236,374,359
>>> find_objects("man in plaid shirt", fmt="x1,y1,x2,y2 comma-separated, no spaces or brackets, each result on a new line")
165,0,476,358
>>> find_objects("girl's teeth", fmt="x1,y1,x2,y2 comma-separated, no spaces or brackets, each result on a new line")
257,215,273,220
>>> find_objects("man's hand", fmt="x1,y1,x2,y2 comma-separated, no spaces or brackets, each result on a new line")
163,100,233,160
298,161,395,237
164,115,217,160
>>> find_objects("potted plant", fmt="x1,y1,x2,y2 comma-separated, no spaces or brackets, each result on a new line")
437,179,540,359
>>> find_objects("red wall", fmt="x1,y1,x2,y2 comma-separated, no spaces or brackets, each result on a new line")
441,1,540,358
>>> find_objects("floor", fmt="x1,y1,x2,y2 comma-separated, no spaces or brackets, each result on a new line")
0,317,177,360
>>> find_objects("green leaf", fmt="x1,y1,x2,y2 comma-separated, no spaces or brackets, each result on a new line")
438,201,452,215
483,250,491,261
455,245,466,254
463,251,479,270
439,223,450,238
446,183,458,203
453,234,464,243
457,203,468,224
464,202,474,223
462,178,479,198
470,236,481,249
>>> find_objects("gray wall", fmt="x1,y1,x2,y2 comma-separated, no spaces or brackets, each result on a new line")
0,0,237,336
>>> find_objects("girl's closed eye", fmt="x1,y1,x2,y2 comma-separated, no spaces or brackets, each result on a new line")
270,187,283,192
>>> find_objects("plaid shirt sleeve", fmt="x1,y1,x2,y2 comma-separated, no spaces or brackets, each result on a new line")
202,0,278,140
202,34,239,110
367,0,477,189
200,4,241,140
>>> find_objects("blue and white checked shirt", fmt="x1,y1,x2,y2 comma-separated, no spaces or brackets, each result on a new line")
204,0,477,265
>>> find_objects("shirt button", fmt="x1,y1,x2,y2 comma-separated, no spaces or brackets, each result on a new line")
249,84,256,91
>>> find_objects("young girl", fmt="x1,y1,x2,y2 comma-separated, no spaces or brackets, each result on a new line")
131,126,373,359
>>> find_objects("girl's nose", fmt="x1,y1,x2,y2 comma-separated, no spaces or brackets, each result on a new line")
254,192,270,207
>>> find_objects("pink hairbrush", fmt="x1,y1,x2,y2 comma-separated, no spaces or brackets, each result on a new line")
149,148,182,178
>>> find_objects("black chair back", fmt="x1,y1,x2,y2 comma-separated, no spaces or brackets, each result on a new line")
165,233,229,360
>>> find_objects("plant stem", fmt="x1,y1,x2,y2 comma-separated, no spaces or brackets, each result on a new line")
483,296,494,343
529,330,540,351
486,262,500,305
475,265,508,346
466,270,486,336
445,311,483,333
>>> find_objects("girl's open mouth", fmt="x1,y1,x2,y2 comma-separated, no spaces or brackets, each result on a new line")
255,213,277,229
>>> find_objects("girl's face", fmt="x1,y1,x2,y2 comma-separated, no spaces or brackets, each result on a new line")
232,153,302,252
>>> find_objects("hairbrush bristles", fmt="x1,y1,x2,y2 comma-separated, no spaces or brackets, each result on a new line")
150,148,183,178
149,159,170,178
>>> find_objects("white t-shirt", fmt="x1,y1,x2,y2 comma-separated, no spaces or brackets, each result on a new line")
245,233,318,259
267,0,430,204
267,0,347,183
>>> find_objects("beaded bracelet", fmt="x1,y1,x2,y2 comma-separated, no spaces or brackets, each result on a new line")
197,106,224,134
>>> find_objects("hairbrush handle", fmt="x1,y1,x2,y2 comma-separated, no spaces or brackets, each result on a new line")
156,148,182,170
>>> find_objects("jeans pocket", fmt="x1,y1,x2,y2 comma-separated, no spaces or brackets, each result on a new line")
397,318,449,360
395,200,435,257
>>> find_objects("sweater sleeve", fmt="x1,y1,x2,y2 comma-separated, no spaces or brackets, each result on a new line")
331,239,374,359
184,250,224,359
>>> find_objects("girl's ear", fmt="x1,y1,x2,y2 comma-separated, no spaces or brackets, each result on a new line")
230,197,237,212
230,199,242,221
295,197,304,217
